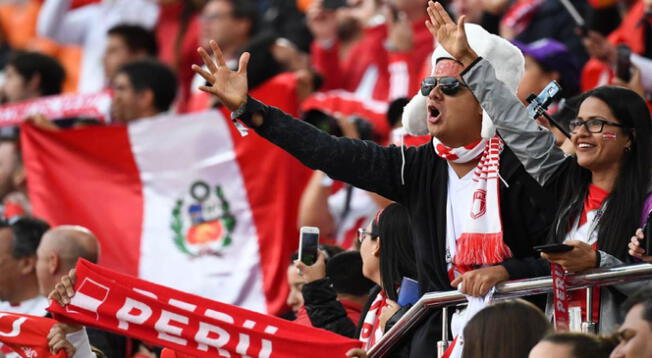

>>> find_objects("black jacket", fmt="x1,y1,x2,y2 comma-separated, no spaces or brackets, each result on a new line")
301,278,357,338
238,97,557,356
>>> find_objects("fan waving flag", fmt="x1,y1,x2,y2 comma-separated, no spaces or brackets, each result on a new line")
21,109,311,314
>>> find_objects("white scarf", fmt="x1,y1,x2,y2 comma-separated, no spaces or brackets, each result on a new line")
433,136,512,268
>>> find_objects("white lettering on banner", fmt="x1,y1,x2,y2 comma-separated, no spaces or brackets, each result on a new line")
0,313,26,337
117,298,153,330
195,322,231,356
108,293,282,357
155,310,189,345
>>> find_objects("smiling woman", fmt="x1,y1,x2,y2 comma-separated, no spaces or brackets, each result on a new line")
427,1,652,331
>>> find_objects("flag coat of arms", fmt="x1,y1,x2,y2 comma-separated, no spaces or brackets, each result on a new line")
21,109,311,314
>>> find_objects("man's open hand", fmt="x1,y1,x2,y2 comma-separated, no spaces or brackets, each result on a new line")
192,40,250,111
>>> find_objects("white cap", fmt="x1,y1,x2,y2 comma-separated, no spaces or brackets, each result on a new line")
402,23,524,139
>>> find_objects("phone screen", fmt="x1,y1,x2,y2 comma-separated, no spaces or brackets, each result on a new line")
617,44,632,82
300,232,319,265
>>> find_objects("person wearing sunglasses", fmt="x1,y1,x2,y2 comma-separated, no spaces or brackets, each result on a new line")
425,1,652,333
192,19,558,355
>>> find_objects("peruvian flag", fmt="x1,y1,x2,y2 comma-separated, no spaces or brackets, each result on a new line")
21,109,311,315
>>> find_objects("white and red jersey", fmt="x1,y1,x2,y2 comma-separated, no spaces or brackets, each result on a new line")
327,184,379,249
311,18,434,102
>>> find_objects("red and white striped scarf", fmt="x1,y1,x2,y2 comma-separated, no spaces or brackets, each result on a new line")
432,136,513,271
358,290,387,350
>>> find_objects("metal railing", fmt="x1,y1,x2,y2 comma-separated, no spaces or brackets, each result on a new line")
367,263,652,358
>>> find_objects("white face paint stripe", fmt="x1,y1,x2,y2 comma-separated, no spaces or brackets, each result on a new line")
602,131,617,141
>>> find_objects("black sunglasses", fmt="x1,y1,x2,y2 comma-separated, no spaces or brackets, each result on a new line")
420,76,467,96
569,118,626,134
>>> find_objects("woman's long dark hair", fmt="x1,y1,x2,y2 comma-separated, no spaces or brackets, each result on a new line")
370,203,418,301
552,86,652,259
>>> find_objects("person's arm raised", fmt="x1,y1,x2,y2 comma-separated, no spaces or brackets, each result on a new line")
425,2,566,186
191,41,410,203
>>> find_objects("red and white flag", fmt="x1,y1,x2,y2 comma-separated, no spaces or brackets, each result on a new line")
22,109,311,314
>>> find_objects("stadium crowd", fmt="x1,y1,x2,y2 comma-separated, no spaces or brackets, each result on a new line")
0,0,652,357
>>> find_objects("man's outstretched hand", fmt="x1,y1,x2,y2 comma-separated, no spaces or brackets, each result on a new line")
425,1,478,67
192,40,250,112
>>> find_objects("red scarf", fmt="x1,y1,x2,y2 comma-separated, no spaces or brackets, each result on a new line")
553,185,608,330
0,312,67,358
48,259,361,358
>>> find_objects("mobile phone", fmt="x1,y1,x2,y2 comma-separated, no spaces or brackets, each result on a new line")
298,226,320,265
388,4,400,21
322,0,347,10
641,211,652,255
397,277,420,307
533,243,574,254
616,44,632,82
534,81,561,109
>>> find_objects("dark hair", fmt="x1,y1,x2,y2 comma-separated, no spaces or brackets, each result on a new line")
540,332,617,358
6,217,50,258
7,51,65,96
370,203,417,301
551,86,652,259
387,97,409,128
116,60,178,112
228,0,259,35
107,24,158,57
326,251,375,296
461,299,551,358
623,286,652,327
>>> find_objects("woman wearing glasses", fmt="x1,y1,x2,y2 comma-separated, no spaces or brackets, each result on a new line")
425,1,651,333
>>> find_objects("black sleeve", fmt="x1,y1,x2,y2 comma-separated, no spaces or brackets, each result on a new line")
302,278,357,338
236,96,414,203
499,257,551,280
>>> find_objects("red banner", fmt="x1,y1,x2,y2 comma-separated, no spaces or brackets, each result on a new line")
49,260,361,358
0,91,111,126
0,312,67,358
551,263,570,331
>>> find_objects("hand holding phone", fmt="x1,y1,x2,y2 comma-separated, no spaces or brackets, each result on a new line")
641,211,652,255
534,243,574,254
298,226,320,265
616,44,632,82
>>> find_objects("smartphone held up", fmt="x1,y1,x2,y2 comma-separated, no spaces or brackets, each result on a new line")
299,226,320,266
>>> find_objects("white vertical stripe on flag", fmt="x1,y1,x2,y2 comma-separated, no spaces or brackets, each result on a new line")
128,110,266,312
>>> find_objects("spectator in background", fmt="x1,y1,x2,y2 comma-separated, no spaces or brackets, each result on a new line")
297,203,417,353
0,218,50,317
37,0,159,93
103,24,158,84
110,59,177,124
513,38,580,151
35,225,127,358
155,0,203,113
308,0,433,101
1,51,65,103
529,332,618,358
610,287,652,358
499,0,589,66
294,250,374,337
0,128,29,219
581,0,652,93
461,299,551,358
